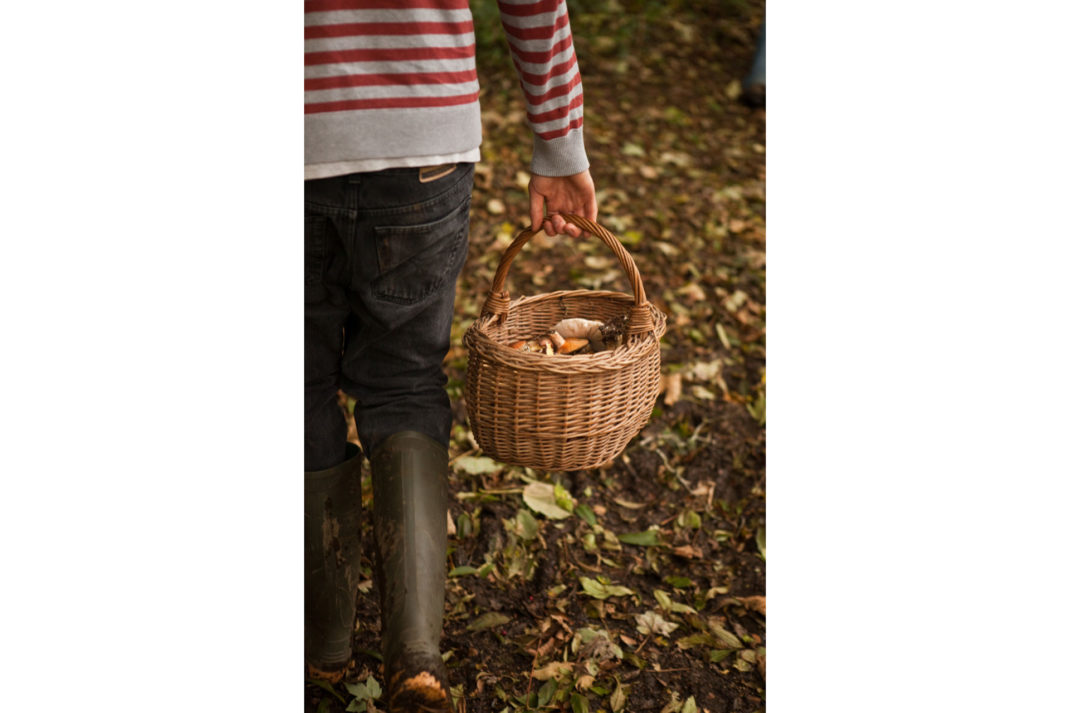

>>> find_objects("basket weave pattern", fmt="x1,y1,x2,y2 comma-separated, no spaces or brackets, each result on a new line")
463,215,667,471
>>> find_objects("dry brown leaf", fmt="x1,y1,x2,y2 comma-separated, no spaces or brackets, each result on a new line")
663,372,683,406
736,595,766,616
672,545,703,560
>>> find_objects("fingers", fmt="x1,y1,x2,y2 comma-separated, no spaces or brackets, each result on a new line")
550,214,570,237
527,171,598,237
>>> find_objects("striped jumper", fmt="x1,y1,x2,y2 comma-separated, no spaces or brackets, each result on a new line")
305,0,589,180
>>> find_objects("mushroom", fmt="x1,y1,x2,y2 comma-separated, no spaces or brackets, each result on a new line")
558,337,590,354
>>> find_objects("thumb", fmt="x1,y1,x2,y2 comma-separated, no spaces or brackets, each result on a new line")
528,185,545,232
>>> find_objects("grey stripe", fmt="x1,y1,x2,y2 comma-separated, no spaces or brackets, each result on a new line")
499,6,565,31
305,32,475,53
510,46,575,75
506,23,572,52
306,9,472,25
306,58,476,79
306,80,481,104
519,63,580,96
530,108,584,135
525,90,580,116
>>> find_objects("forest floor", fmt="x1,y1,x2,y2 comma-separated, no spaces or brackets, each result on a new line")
307,2,766,711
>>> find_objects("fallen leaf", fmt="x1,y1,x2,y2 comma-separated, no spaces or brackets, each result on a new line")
532,661,574,681
467,611,510,632
618,528,662,546
580,576,634,600
736,595,766,616
663,372,683,406
524,482,572,520
635,610,679,637
516,508,539,540
454,455,500,475
610,681,627,712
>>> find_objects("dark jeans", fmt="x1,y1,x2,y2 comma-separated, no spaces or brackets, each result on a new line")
304,163,474,471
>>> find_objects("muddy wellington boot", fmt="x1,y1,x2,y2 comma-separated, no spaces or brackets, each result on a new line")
305,443,363,682
371,431,455,713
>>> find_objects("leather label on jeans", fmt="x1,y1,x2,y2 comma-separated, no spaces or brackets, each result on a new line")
418,164,458,183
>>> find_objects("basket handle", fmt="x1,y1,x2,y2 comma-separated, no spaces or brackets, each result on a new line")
479,213,656,336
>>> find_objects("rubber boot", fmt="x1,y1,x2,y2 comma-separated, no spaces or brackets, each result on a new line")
305,443,363,682
371,431,454,713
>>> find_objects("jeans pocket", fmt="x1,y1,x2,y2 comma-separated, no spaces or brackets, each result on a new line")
372,197,470,305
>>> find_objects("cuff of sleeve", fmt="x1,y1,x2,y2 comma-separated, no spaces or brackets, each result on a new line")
530,128,590,177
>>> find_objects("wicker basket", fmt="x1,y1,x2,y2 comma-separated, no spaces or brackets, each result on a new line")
463,214,667,471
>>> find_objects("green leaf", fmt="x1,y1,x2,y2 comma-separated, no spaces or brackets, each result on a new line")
618,528,662,546
663,575,693,589
675,509,702,529
676,632,714,651
523,482,572,520
537,678,557,708
364,676,381,699
553,481,575,513
454,455,500,475
756,526,766,559
341,699,360,713
574,503,597,527
579,576,634,600
448,565,478,577
466,611,510,632
709,649,734,663
610,680,627,712
516,508,538,540
571,693,590,713
681,696,698,713
708,622,743,649
308,679,346,703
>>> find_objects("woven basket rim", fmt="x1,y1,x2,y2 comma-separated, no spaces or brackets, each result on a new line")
464,290,667,375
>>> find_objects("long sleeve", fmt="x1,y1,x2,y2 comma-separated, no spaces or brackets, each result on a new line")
496,0,589,177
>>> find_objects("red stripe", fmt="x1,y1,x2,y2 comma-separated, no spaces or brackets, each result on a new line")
305,90,480,114
305,20,473,39
527,93,583,124
306,69,477,91
501,11,568,41
516,53,576,85
305,44,474,66
496,0,563,18
307,0,469,11
535,117,583,141
506,34,572,64
521,71,581,106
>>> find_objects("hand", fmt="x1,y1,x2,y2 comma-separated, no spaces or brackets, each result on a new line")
528,170,598,237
